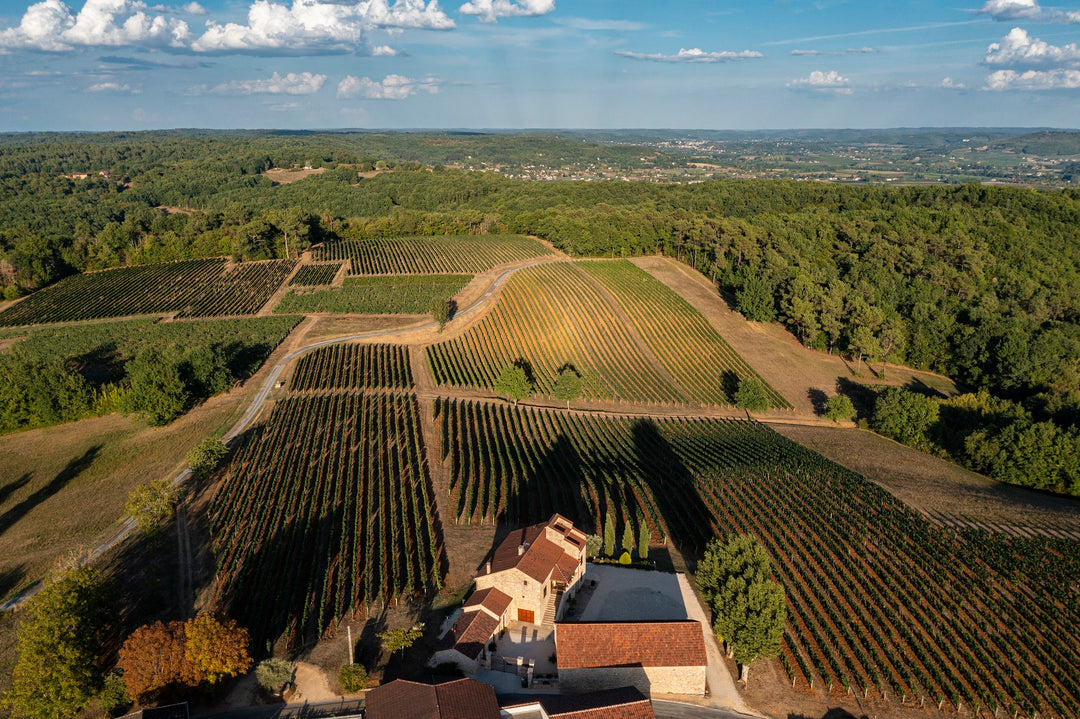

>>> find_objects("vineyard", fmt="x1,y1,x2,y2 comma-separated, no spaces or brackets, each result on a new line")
426,262,786,407
275,275,470,315
0,259,225,326
289,343,413,392
314,234,553,274
211,390,443,648
176,259,296,318
289,263,343,287
579,260,790,407
0,258,297,326
437,398,1080,718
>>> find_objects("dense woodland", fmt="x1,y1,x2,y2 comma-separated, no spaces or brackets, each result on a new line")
1,132,1078,493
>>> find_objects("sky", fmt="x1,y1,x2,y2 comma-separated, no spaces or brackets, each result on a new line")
1,0,1080,130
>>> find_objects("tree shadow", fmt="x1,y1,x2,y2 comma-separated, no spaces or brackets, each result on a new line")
721,370,740,403
903,377,948,399
807,388,828,415
0,473,32,508
446,299,458,322
0,446,100,539
835,378,878,421
0,565,25,600
512,357,537,388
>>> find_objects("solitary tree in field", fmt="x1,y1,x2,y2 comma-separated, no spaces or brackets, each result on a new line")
187,437,228,479
378,625,424,658
697,535,786,685
125,480,183,535
552,366,583,409
493,363,532,407
429,296,451,332
603,514,616,557
734,376,770,412
255,658,293,693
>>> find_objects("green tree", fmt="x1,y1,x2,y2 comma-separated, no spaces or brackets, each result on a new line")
585,534,602,558
552,366,583,409
824,393,856,423
125,479,183,535
337,664,368,693
187,437,228,479
621,521,635,556
871,387,940,450
493,363,532,407
603,513,615,557
429,295,451,331
735,376,770,412
2,567,116,719
377,625,424,658
696,535,786,685
637,518,650,560
121,347,189,426
255,658,293,692
98,671,131,717
736,273,776,323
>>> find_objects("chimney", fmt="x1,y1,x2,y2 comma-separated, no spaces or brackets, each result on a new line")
485,561,491,574
518,543,525,556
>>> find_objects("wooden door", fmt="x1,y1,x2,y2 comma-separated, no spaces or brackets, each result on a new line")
518,608,534,623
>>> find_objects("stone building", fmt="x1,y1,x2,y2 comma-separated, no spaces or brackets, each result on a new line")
554,620,707,696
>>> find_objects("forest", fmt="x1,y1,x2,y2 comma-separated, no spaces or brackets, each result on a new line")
0,131,1077,494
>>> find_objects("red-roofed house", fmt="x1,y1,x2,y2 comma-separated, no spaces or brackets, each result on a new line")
502,686,657,719
554,621,707,696
365,678,501,719
476,514,588,626
433,515,588,673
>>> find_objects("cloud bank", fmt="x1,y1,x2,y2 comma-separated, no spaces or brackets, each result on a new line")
458,0,553,23
985,27,1080,66
212,70,326,94
337,73,438,98
614,47,763,63
788,69,852,93
790,47,874,57
978,0,1080,23
986,68,1080,88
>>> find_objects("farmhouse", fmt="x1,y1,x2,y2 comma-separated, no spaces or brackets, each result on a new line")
435,514,587,672
554,620,707,696
365,678,501,719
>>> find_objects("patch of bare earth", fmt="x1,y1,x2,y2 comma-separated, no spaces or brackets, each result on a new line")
263,167,327,184
631,256,958,415
774,424,1080,531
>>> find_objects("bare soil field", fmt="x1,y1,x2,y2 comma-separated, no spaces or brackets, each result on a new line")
632,256,958,415
263,167,327,184
774,423,1080,531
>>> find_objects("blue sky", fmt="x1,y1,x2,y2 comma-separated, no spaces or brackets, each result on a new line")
1,0,1080,130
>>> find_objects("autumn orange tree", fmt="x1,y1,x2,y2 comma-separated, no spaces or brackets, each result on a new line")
117,614,251,703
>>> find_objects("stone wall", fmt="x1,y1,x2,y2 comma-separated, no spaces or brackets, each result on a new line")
558,665,706,696
475,570,547,621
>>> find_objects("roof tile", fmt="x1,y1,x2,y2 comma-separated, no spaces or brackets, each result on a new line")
555,621,706,669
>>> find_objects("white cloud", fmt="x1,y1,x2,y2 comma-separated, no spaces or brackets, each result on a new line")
212,70,326,94
0,0,191,51
614,47,763,63
371,43,398,55
88,80,136,91
941,77,966,89
458,0,553,23
985,67,1080,88
191,0,453,53
985,27,1080,66
0,0,452,53
787,69,852,93
790,47,875,57
978,0,1080,23
337,73,438,98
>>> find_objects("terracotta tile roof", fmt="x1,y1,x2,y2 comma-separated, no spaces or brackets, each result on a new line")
555,621,706,669
489,515,586,584
464,587,512,618
437,610,499,660
366,679,500,719
552,551,580,584
541,687,655,719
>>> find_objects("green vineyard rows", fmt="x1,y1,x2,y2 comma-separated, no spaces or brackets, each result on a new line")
437,398,1080,718
289,343,413,392
315,234,553,275
275,275,470,315
0,258,297,326
211,390,443,649
289,263,343,287
176,259,296,318
427,262,786,407
579,260,790,408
